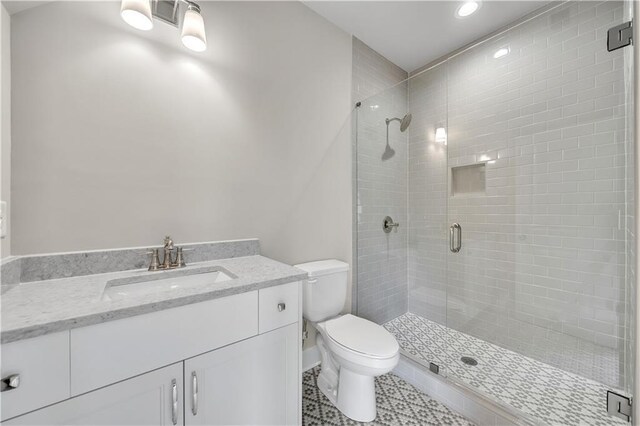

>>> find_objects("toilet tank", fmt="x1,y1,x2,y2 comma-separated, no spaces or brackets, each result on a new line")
294,260,349,322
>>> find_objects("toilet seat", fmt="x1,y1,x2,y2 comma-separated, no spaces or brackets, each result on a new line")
324,314,399,359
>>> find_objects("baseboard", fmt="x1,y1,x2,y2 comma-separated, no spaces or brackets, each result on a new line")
303,345,321,371
394,354,539,426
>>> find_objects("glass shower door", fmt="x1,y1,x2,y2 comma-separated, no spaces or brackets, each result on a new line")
443,1,634,424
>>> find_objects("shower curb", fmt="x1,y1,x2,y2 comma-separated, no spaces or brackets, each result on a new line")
393,354,543,426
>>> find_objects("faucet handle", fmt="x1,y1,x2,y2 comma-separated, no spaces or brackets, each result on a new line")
164,236,174,249
173,247,186,268
147,249,161,271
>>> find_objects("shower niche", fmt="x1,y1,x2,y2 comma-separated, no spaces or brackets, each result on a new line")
450,163,485,197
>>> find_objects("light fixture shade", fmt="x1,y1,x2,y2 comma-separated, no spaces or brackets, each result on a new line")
121,0,153,31
182,6,207,52
435,127,447,144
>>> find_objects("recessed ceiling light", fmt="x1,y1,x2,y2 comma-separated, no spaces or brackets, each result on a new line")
456,1,480,18
493,47,510,59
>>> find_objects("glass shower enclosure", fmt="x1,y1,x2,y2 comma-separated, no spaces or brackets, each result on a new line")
354,1,635,424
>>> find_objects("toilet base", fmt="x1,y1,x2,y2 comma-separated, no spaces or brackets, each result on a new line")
316,334,340,406
337,368,376,422
315,330,380,423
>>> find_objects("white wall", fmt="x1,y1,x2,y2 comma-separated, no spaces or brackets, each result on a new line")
10,1,352,268
0,4,10,258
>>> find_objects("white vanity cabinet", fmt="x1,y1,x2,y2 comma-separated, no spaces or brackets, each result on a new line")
185,323,299,425
1,282,301,425
5,363,184,426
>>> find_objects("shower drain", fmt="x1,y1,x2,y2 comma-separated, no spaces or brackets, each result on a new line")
461,356,478,366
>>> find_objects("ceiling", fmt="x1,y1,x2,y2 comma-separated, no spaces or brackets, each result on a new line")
2,0,52,15
4,0,548,72
304,1,548,72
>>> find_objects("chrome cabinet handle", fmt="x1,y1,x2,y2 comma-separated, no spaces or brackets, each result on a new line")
277,303,286,312
171,379,178,425
191,371,198,416
450,223,462,253
1,374,20,392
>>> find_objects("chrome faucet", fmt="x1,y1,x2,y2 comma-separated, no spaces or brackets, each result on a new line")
162,236,174,269
148,236,187,271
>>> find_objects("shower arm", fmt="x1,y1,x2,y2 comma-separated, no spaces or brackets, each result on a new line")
385,118,399,142
386,121,389,144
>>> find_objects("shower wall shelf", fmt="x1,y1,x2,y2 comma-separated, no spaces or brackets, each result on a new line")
450,163,486,197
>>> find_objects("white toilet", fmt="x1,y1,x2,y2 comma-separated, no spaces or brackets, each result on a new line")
295,260,399,422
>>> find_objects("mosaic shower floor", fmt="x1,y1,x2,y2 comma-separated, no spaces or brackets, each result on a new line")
384,313,627,426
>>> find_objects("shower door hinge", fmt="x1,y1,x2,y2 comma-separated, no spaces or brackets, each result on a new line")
607,21,633,52
607,390,632,422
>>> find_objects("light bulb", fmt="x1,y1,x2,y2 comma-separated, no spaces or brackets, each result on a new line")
456,1,479,17
121,0,153,31
435,127,447,144
182,5,207,52
493,47,510,59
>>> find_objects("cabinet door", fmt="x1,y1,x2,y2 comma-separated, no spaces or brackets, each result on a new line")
185,324,299,426
5,363,183,426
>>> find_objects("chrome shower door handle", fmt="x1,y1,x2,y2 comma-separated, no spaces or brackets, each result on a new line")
450,223,461,253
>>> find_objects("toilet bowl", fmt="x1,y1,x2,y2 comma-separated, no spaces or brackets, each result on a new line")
314,314,399,422
295,260,400,422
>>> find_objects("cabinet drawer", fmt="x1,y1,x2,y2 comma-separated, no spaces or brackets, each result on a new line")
258,282,299,334
71,291,258,395
1,331,70,421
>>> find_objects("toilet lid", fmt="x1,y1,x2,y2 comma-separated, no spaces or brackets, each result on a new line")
325,314,399,358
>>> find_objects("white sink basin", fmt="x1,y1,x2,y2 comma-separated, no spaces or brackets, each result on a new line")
102,266,237,301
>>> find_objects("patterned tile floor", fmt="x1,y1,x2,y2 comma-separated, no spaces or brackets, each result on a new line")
302,366,475,426
443,301,620,388
385,313,628,426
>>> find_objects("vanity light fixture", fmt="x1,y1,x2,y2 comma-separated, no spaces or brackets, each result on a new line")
181,3,207,52
120,0,154,31
120,0,207,52
435,127,447,145
456,1,480,18
493,47,510,59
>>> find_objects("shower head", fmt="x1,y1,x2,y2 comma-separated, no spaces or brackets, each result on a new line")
400,113,412,132
385,113,412,132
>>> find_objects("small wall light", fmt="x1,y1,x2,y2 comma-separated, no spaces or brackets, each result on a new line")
435,127,447,145
181,4,207,52
121,0,153,31
493,47,510,59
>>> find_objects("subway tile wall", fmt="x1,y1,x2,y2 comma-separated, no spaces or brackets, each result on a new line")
407,1,632,388
353,37,409,324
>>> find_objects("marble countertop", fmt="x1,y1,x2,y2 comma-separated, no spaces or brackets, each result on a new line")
1,255,307,344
